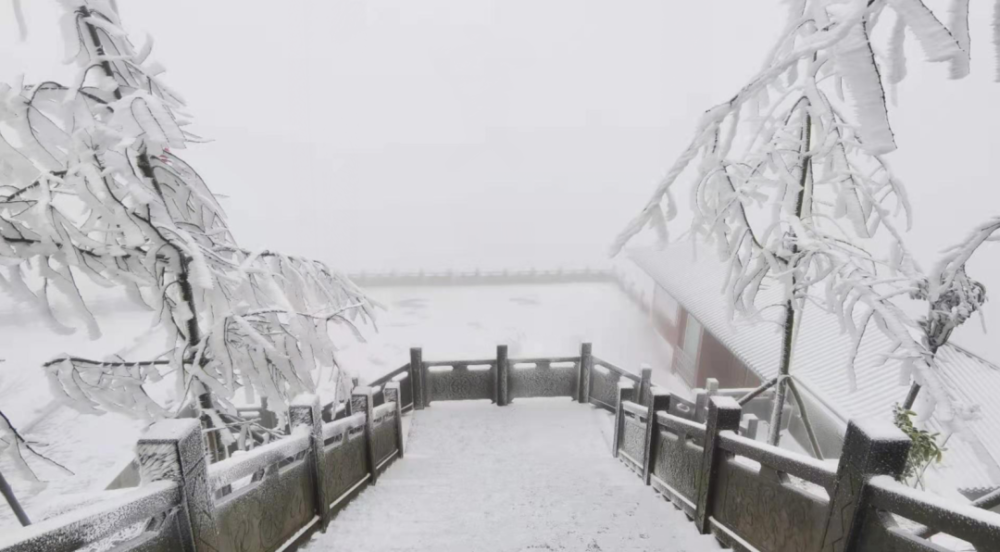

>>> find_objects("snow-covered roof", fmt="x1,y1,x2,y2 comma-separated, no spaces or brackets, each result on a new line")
629,244,1000,494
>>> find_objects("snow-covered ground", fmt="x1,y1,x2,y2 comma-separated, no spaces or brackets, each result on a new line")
303,398,723,552
0,281,674,529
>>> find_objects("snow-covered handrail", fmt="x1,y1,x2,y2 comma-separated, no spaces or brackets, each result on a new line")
509,357,580,365
0,481,179,552
718,430,837,491
655,411,707,440
423,359,496,367
592,357,641,383
867,475,1000,549
372,402,396,424
321,412,366,442
622,400,649,419
208,429,311,490
368,364,410,387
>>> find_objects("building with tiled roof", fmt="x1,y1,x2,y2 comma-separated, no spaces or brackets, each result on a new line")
621,242,1000,501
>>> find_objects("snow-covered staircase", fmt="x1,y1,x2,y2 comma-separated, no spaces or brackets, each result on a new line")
302,398,726,551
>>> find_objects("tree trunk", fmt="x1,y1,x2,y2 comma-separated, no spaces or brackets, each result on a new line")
767,300,795,445
0,469,30,527
767,106,812,447
902,381,921,410
81,8,224,461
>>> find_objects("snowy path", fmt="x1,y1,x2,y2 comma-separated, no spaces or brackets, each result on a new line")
302,398,723,552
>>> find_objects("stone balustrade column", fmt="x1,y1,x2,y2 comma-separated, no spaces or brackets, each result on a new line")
819,419,911,552
410,347,425,410
613,379,635,458
136,419,220,552
496,345,509,406
577,342,593,403
290,394,330,530
352,387,378,484
695,396,741,534
384,382,405,458
643,388,672,485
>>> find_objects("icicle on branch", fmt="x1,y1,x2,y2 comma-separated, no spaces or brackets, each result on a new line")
2,1,375,428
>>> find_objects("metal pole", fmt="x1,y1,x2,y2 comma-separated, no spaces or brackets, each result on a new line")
918,487,1000,539
767,377,788,446
787,378,824,460
737,377,778,406
0,468,31,526
902,381,921,410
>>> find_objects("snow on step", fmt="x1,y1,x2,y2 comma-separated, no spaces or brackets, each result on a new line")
302,398,724,552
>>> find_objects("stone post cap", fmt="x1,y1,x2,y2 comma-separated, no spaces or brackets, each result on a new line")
138,418,201,442
849,417,910,444
709,395,740,410
384,381,401,390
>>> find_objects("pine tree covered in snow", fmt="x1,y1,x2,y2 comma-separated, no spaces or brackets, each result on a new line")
613,0,997,445
0,1,374,454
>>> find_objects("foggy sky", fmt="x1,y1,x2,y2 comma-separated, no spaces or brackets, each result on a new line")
2,1,997,363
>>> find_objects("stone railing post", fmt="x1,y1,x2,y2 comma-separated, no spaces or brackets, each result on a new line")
290,394,330,530
136,419,220,552
612,379,635,458
638,365,652,406
577,342,592,403
352,387,378,484
384,382,405,458
694,389,708,423
410,347,425,410
496,344,509,407
742,414,759,440
643,388,671,485
819,419,911,552
695,396,741,534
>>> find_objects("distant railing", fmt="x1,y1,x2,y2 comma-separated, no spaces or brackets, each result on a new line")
346,266,614,287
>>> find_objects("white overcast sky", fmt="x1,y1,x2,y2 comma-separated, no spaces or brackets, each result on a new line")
2,1,998,363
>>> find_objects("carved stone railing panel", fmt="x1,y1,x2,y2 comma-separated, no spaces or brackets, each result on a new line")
509,360,577,399
372,406,399,468
588,365,619,411
620,417,646,471
215,460,315,552
710,459,829,552
427,363,495,402
370,365,413,410
322,426,369,509
652,428,703,512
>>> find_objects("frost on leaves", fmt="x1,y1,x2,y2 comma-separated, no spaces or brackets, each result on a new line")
613,0,990,428
0,2,374,435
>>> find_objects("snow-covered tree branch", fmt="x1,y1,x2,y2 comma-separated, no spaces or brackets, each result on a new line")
614,0,995,442
0,1,374,445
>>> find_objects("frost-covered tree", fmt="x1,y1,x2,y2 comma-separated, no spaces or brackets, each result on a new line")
0,1,373,456
613,0,995,448
1,359,73,526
